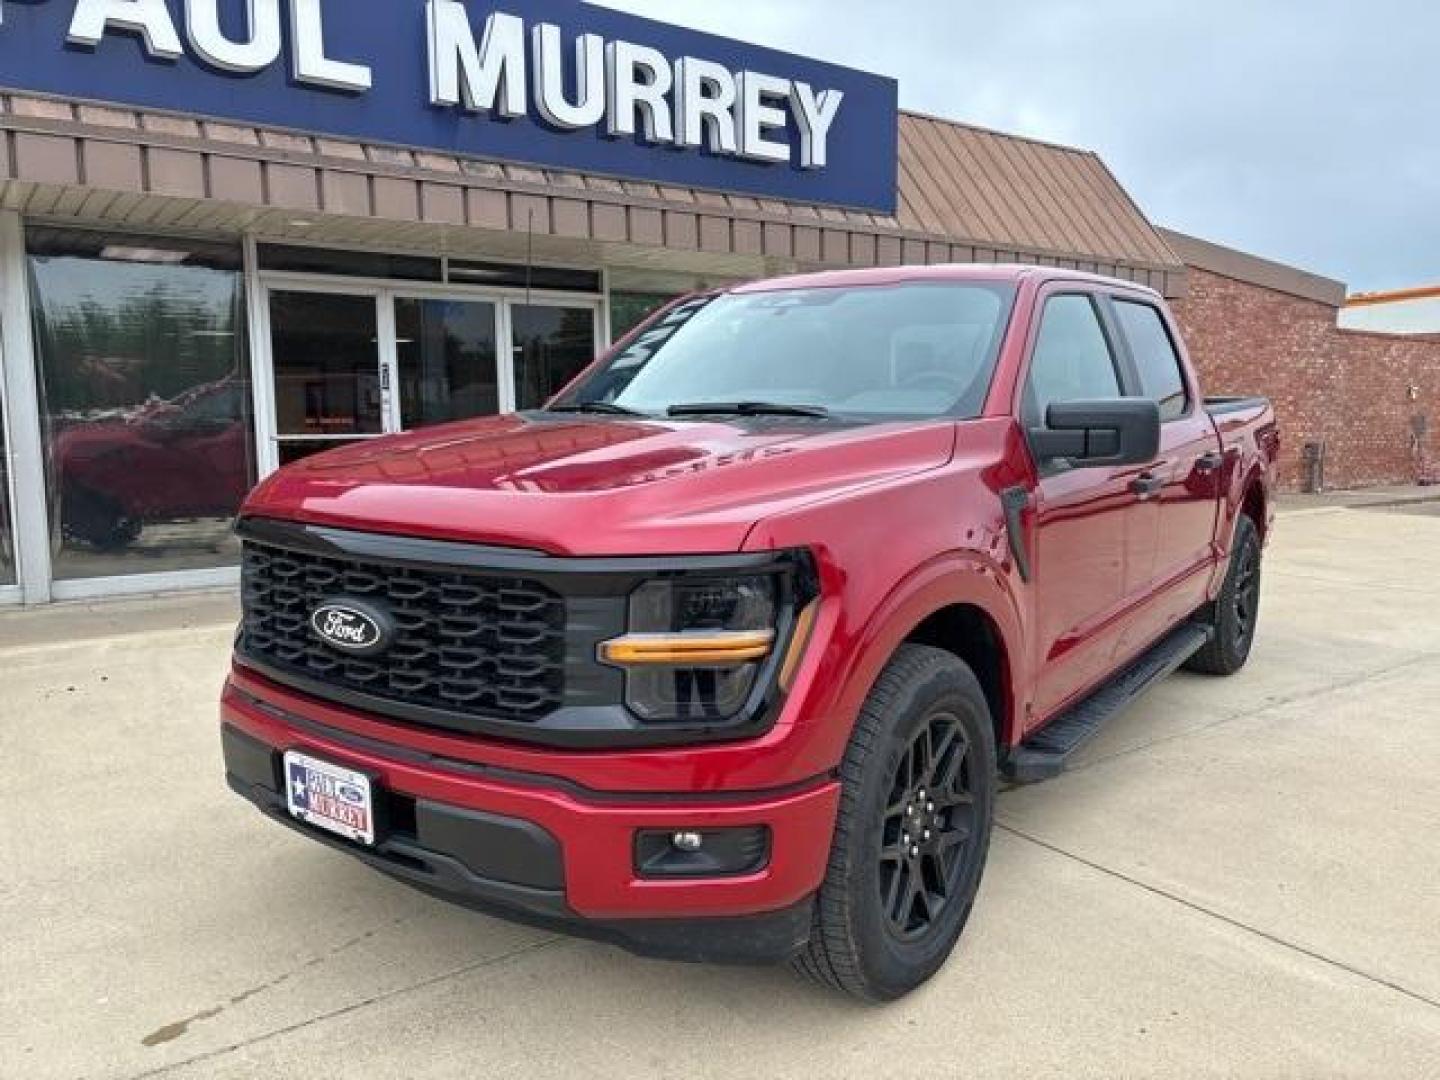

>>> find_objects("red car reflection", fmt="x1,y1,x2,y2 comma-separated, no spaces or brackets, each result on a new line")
55,378,253,550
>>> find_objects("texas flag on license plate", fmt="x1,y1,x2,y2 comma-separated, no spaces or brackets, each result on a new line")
284,751,375,847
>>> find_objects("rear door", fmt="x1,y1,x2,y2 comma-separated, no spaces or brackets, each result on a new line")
1023,291,1152,721
1105,295,1223,651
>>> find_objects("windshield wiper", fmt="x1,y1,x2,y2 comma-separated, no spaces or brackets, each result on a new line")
667,401,832,419
547,401,648,417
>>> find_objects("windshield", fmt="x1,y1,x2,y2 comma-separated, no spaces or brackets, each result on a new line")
557,281,1017,420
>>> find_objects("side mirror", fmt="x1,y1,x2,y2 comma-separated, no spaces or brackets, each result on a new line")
1029,398,1161,468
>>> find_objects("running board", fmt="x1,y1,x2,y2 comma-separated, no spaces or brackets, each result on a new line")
1003,624,1214,784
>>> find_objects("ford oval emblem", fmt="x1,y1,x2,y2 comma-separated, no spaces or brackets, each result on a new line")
310,600,393,657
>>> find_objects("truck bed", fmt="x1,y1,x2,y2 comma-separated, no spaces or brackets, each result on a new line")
1205,396,1270,417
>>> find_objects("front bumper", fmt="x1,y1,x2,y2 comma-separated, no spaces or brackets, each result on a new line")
221,685,840,964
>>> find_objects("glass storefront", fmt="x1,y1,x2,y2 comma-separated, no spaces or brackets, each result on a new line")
4,228,607,596
511,305,599,410
28,230,254,581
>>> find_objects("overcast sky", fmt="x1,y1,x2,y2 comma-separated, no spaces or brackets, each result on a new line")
597,0,1438,293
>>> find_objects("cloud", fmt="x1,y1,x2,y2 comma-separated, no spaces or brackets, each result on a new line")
593,0,1440,291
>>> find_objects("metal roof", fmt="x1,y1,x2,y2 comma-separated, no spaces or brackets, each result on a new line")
1160,228,1347,308
897,113,1178,270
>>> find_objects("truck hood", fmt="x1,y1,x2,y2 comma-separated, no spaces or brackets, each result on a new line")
245,414,958,555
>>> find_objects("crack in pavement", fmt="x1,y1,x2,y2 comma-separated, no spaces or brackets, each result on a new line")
995,822,1440,1014
121,934,567,1080
137,915,419,1049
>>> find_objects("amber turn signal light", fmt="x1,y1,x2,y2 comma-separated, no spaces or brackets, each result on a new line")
600,630,777,666
778,601,820,691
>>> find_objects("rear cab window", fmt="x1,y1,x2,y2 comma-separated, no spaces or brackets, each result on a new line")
1113,300,1190,421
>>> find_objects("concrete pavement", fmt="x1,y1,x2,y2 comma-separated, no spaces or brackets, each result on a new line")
2,503,1438,1079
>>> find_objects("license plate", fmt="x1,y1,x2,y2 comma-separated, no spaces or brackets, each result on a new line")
283,751,375,847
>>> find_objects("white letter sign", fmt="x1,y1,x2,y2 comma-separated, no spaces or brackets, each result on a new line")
428,2,526,118
290,0,371,91
68,0,183,60
187,0,282,74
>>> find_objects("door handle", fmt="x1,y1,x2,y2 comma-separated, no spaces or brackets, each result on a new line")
1195,451,1225,474
1130,474,1165,499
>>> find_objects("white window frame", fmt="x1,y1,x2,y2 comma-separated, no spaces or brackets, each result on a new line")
0,211,50,605
0,297,22,606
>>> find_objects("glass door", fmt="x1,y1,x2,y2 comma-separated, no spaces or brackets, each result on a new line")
393,297,501,429
507,303,601,411
257,283,604,474
267,288,385,466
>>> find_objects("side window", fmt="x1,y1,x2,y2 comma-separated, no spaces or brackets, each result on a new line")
1114,300,1189,421
1023,295,1121,428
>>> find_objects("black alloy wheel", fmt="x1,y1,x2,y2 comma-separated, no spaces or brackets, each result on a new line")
1231,537,1262,654
879,711,977,940
1186,514,1263,676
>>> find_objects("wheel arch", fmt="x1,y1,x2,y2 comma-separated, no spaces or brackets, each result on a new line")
831,553,1026,759
904,604,1013,758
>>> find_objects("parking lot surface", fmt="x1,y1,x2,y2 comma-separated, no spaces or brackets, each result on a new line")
3,503,1439,1079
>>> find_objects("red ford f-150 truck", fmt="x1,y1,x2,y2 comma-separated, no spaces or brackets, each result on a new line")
222,265,1277,1001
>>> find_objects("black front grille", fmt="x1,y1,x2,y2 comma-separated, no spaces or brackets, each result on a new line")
239,541,567,724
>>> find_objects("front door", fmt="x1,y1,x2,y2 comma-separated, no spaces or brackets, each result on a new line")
267,288,386,467
262,287,602,469
1023,292,1149,722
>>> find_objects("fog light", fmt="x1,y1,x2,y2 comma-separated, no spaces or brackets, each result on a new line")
634,827,771,879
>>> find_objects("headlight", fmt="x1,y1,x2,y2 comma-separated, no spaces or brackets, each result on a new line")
600,575,782,722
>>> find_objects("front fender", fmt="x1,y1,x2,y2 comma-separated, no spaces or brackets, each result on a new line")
844,550,1026,744
784,549,1028,777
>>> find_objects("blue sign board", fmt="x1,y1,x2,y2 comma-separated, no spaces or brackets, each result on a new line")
0,0,899,213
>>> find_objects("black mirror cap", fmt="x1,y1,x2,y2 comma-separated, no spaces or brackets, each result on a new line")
1030,398,1161,468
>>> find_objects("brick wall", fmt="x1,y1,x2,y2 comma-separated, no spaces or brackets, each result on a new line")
1170,267,1440,491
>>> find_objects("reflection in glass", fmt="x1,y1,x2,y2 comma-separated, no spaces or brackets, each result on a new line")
269,292,381,463
511,305,597,411
277,441,363,468
28,235,254,581
396,299,499,429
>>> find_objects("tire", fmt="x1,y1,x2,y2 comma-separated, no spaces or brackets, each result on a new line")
1186,514,1262,676
793,645,996,1002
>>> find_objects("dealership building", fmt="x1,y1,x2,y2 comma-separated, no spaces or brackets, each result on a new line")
0,2,1431,607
